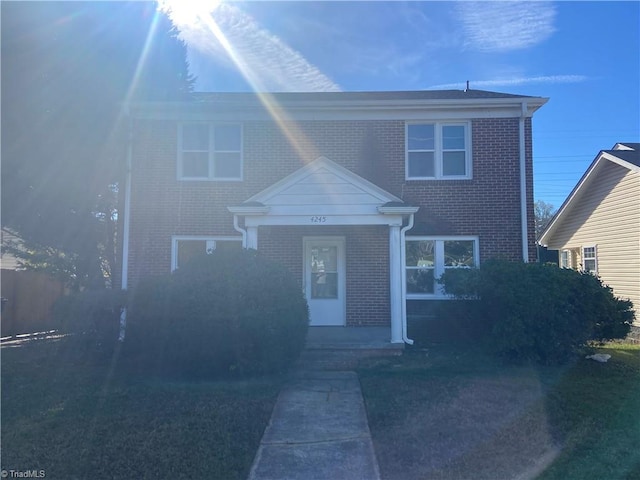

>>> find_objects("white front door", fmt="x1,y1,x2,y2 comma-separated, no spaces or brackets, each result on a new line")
303,237,346,326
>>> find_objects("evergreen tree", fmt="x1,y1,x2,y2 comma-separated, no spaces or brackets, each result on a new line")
1,1,194,290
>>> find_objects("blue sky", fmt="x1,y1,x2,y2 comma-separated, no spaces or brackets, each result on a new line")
159,1,640,209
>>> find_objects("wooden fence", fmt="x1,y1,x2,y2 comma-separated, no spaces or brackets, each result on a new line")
1,269,65,337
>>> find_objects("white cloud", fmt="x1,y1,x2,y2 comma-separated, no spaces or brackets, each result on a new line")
429,75,588,90
161,2,341,92
457,2,556,52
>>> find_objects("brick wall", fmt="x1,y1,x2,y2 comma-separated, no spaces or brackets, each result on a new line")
126,115,533,309
259,225,390,326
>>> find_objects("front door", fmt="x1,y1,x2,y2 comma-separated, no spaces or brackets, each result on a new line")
303,237,346,326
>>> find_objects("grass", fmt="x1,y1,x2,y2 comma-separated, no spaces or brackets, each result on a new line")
1,338,284,480
358,342,640,480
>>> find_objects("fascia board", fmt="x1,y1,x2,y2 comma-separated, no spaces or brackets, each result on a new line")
128,96,548,120
601,151,640,172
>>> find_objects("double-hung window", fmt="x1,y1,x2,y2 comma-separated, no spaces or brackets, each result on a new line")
406,122,470,179
179,123,242,180
582,245,597,273
405,237,479,298
171,236,243,270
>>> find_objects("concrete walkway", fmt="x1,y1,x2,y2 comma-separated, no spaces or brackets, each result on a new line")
247,370,380,480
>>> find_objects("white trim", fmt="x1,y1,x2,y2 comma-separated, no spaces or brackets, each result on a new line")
405,121,472,180
171,235,242,271
389,226,403,343
405,236,480,300
244,214,406,227
519,102,529,262
177,122,243,181
130,96,548,122
581,244,598,273
120,116,133,291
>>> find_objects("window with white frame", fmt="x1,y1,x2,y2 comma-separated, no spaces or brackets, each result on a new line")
560,250,570,269
178,123,242,180
406,122,471,179
582,245,597,273
405,237,478,298
172,236,243,270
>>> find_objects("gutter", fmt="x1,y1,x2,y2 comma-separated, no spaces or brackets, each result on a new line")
519,101,529,262
232,214,248,247
400,213,415,345
118,110,133,341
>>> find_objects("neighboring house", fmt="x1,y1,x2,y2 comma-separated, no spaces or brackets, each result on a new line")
121,90,547,343
539,143,640,327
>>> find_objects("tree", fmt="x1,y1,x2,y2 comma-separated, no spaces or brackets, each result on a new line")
534,200,556,240
1,2,194,291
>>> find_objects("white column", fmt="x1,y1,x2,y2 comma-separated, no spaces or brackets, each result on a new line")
247,226,258,250
389,225,403,343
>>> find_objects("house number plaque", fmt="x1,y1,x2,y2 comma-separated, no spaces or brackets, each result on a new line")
310,216,327,223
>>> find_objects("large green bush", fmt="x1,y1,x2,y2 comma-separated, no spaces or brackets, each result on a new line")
125,249,309,377
53,288,126,346
440,260,635,364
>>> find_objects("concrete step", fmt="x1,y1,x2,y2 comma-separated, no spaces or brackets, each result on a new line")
296,346,402,371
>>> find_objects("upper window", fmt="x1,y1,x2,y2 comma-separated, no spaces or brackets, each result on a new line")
171,236,243,270
406,122,471,180
582,246,597,273
178,123,242,180
405,237,478,298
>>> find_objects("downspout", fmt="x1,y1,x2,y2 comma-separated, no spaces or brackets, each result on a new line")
232,214,248,247
400,213,415,345
519,101,529,263
119,111,133,341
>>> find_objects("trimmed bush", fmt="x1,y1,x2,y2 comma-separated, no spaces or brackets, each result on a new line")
125,249,309,378
440,260,635,364
53,288,126,345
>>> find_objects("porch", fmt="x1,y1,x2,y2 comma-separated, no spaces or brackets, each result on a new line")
298,327,404,371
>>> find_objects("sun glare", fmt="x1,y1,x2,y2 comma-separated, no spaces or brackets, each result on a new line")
157,0,223,27
156,0,317,163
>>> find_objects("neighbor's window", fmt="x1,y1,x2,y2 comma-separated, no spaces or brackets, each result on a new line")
582,246,597,273
178,123,242,180
172,236,242,270
405,237,478,298
406,122,470,179
560,250,570,269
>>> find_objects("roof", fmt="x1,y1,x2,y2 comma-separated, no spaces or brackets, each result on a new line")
616,142,640,151
128,88,548,118
604,148,640,168
191,89,539,103
539,143,639,245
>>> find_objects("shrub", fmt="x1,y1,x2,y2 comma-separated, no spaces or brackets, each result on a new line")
53,288,126,346
125,249,309,378
440,260,635,364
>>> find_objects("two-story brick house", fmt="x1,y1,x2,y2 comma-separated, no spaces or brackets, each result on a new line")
120,90,547,343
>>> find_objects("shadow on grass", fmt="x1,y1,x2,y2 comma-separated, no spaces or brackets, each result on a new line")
1,336,285,480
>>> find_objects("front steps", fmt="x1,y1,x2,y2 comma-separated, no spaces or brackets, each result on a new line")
296,327,404,371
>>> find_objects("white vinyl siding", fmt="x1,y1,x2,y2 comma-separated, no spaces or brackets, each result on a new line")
545,161,640,322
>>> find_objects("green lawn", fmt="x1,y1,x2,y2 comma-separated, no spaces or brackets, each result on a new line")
359,343,640,480
1,338,283,480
